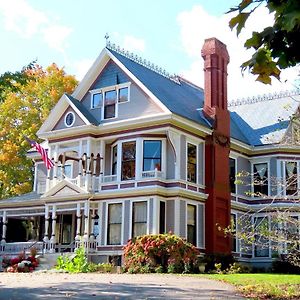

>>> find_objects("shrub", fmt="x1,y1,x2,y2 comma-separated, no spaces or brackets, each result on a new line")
204,253,235,272
123,233,199,274
56,247,88,273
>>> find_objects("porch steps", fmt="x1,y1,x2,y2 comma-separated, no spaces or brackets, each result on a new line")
35,253,60,272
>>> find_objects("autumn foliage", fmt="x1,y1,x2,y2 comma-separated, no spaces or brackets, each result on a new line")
123,233,200,273
0,63,77,199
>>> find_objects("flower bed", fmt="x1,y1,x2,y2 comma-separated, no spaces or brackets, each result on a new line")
2,250,39,273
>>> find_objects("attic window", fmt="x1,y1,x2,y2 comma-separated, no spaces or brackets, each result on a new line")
92,92,102,109
65,112,75,127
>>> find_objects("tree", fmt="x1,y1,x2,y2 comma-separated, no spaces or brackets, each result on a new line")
228,0,300,84
0,62,35,102
0,63,78,199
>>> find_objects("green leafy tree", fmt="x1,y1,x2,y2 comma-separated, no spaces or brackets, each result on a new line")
0,63,78,199
228,0,300,84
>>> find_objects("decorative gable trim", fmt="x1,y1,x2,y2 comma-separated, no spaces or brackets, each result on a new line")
37,94,92,135
72,48,171,114
41,179,87,198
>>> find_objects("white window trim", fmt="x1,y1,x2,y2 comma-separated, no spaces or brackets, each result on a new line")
89,82,131,117
64,111,75,127
252,214,271,259
186,141,198,184
281,160,299,197
185,200,199,247
105,201,124,246
251,160,270,197
129,199,149,239
229,157,237,195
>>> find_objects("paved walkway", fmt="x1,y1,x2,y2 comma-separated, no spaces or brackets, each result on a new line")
0,273,245,299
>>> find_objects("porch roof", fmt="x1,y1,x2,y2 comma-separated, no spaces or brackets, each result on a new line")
0,191,41,204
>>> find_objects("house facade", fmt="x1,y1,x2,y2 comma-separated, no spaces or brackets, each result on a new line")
1,37,300,267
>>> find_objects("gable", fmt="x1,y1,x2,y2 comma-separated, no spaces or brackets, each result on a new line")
53,185,81,196
80,59,165,124
52,106,86,131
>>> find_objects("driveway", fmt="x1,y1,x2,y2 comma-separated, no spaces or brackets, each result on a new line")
0,272,245,299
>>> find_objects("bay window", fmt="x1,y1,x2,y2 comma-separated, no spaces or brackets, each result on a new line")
187,204,196,245
143,140,161,171
187,143,197,183
285,162,298,196
122,142,136,180
229,158,236,194
112,145,117,175
132,201,147,237
253,163,268,196
107,203,122,245
254,216,269,257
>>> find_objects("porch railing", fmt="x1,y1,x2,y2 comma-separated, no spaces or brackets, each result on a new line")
0,241,44,254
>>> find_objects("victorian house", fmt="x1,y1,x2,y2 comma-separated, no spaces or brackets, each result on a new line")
1,37,300,268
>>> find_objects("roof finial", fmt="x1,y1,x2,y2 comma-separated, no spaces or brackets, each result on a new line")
104,33,110,46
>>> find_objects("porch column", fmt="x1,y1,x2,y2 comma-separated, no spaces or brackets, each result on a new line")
44,206,50,242
53,145,59,185
83,201,90,249
85,140,91,191
89,209,96,253
78,140,83,188
1,211,7,248
99,140,105,188
75,203,81,246
50,206,57,253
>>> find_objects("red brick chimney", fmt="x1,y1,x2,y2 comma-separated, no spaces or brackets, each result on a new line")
202,38,231,255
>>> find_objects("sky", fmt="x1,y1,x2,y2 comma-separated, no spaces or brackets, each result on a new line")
0,0,299,101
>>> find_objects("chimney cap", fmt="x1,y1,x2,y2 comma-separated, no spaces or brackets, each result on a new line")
201,37,230,63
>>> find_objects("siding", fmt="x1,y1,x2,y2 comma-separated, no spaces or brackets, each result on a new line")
101,202,107,245
104,144,112,175
197,204,205,248
198,143,204,185
53,107,85,130
269,157,277,196
36,163,47,192
180,135,187,180
166,141,175,179
149,198,154,234
81,60,163,124
179,200,186,237
123,200,130,244
166,200,174,233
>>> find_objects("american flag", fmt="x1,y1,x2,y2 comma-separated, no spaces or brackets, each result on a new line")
25,136,54,170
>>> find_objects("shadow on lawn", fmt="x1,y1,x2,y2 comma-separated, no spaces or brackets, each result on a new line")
0,280,243,300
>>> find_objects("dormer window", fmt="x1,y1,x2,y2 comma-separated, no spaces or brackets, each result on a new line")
92,92,102,109
90,83,130,120
104,90,117,119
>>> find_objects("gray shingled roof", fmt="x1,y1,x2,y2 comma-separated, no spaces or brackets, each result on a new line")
108,49,210,128
229,91,300,146
66,94,100,125
0,191,40,204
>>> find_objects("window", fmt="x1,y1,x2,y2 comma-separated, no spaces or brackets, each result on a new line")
187,204,196,245
187,143,197,183
104,90,117,119
143,141,161,171
122,142,136,180
159,201,166,234
90,84,130,118
107,203,122,245
254,216,269,257
64,112,75,127
57,164,72,178
91,92,102,109
132,201,147,237
285,162,298,196
231,214,237,252
112,145,117,175
253,163,268,196
229,158,236,194
118,87,128,103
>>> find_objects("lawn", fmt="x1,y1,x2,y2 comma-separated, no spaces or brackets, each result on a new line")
202,273,300,299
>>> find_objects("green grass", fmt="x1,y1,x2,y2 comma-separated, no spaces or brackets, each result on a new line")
202,273,300,299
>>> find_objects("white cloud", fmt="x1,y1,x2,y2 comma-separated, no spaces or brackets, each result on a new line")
0,0,72,53
177,5,299,100
123,35,145,53
72,58,94,81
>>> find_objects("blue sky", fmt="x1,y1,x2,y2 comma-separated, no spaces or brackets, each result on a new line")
0,0,298,100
